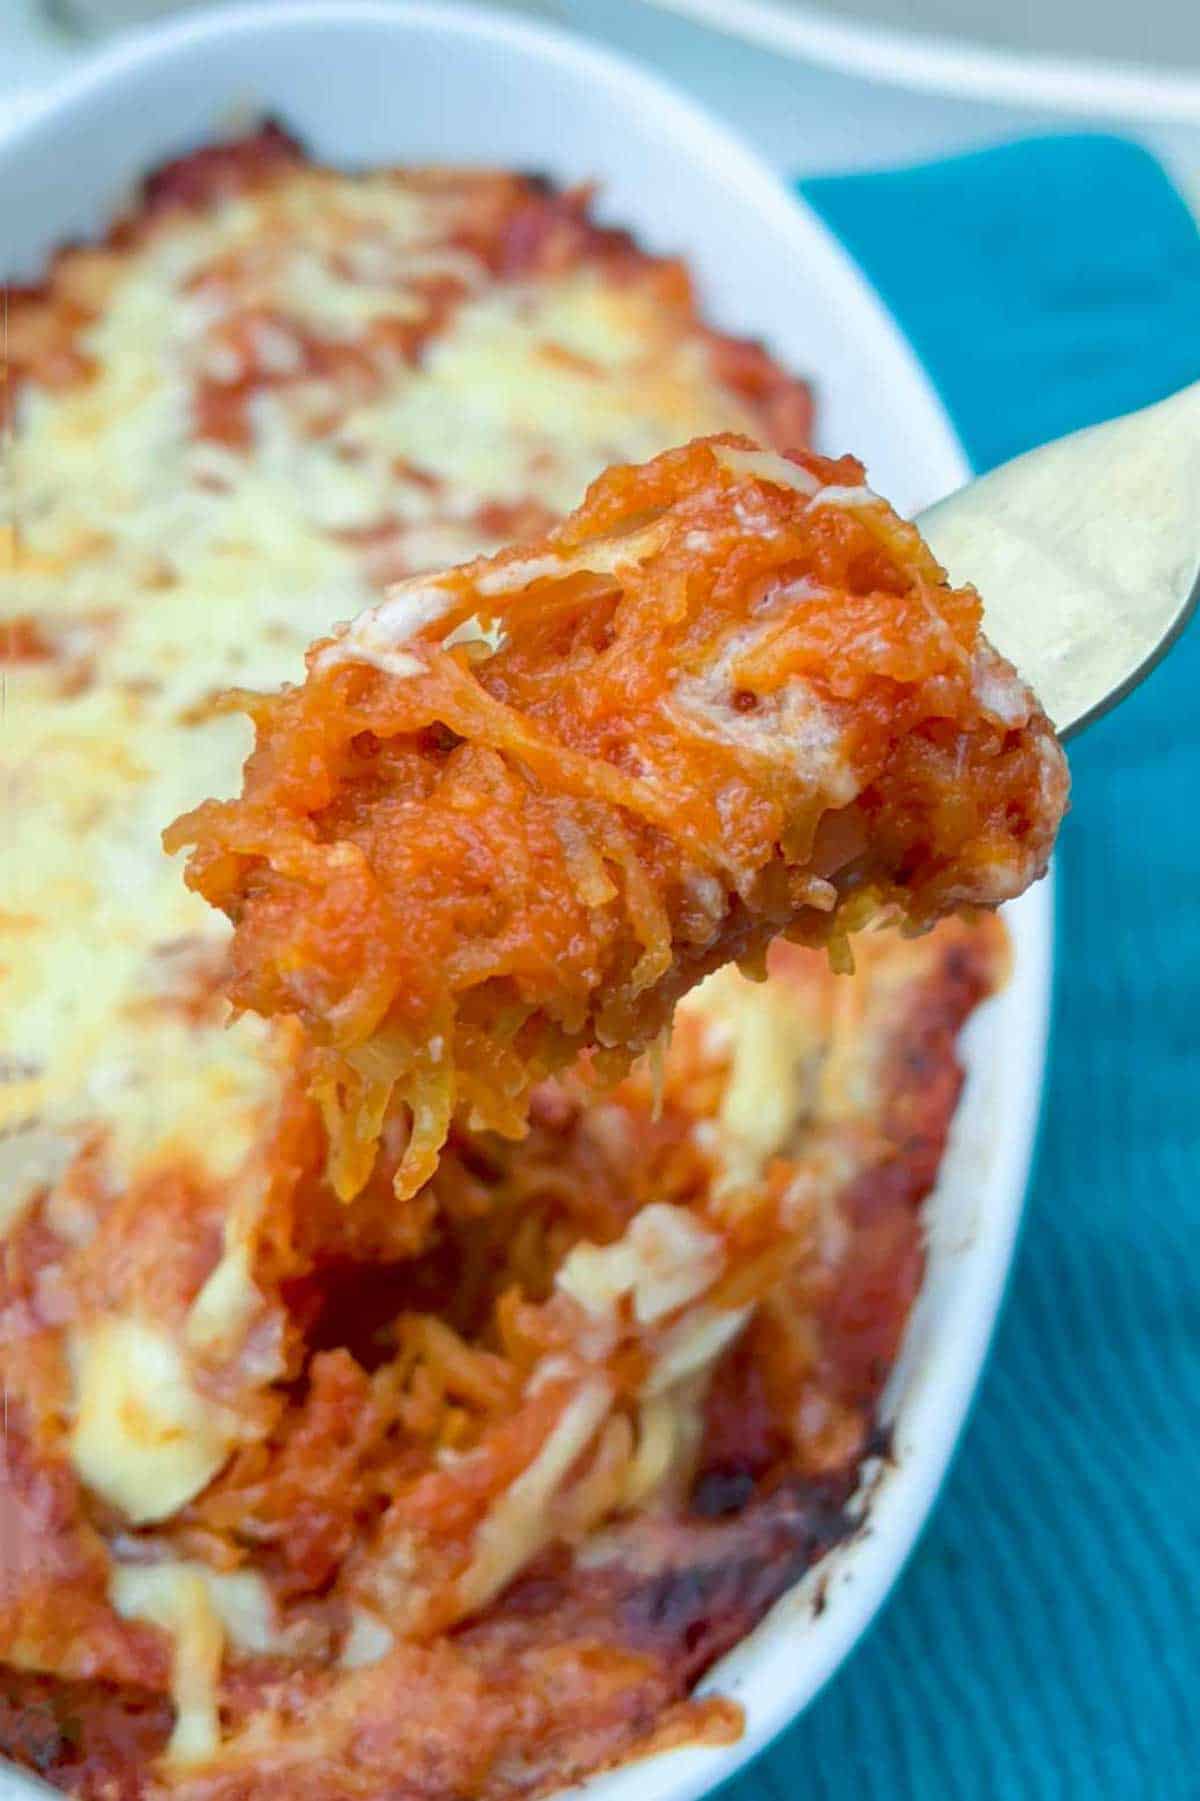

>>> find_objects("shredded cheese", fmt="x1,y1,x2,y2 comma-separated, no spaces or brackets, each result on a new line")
339,1607,396,1670
556,1203,725,1325
711,442,821,496
456,1378,612,1616
111,1565,225,1765
642,1305,753,1396
186,1235,262,1357
110,1559,285,1764
681,963,830,1185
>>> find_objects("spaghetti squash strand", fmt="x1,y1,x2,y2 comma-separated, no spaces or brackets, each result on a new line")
169,435,1067,1199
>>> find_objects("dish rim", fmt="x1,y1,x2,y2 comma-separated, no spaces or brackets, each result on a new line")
0,7,1052,1798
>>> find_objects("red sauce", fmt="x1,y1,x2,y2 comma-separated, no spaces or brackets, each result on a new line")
1,616,56,661
140,120,303,218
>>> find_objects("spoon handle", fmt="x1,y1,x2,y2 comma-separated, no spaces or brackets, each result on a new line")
917,380,1200,739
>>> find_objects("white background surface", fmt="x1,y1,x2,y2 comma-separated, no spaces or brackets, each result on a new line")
5,0,1199,200
569,0,1200,201
618,0,1200,128
766,0,1200,66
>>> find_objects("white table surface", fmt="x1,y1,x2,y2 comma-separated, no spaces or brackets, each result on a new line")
2,0,1197,198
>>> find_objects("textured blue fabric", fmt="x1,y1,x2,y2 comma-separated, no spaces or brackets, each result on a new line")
735,136,1200,1799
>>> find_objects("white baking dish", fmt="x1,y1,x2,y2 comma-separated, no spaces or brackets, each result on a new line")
0,6,1053,1798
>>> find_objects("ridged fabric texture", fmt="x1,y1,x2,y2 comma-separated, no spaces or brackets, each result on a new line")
728,135,1200,1797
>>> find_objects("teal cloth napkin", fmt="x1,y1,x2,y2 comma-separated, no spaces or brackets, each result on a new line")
734,135,1200,1798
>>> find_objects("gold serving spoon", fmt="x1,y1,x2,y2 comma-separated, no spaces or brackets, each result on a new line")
918,379,1200,739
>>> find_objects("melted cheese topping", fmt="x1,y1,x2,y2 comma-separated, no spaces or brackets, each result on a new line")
681,964,832,1185
185,1235,263,1357
1,159,799,1486
557,1204,725,1324
69,1318,241,1524
339,1607,397,1671
711,441,820,495
111,1564,224,1764
642,1305,753,1396
456,1378,613,1616
110,1560,280,1765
